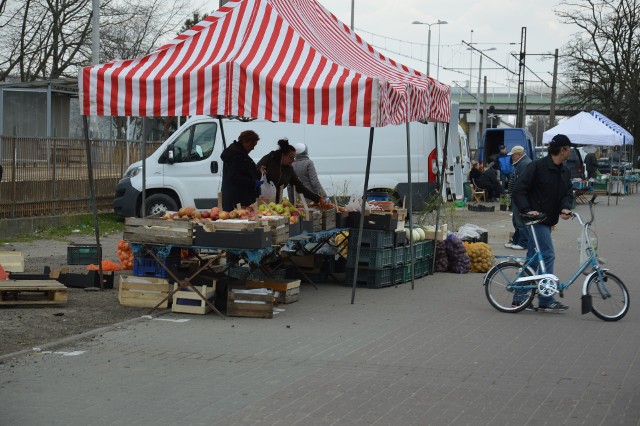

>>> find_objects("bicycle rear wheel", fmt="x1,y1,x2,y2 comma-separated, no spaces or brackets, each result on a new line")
484,261,535,313
587,271,629,321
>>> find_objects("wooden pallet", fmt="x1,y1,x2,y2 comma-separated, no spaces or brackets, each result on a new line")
0,280,68,305
124,217,194,245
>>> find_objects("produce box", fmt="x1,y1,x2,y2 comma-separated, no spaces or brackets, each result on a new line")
348,211,398,231
245,279,301,304
172,283,216,315
270,224,290,244
320,209,336,230
124,217,194,245
194,226,272,249
0,251,24,272
118,275,171,308
288,221,302,237
423,224,447,241
67,244,101,265
226,284,274,318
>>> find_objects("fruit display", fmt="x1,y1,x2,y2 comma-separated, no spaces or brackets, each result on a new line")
116,240,134,269
445,234,470,274
463,242,494,273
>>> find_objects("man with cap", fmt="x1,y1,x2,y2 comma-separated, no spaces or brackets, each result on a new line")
287,143,327,203
512,134,574,311
505,145,532,250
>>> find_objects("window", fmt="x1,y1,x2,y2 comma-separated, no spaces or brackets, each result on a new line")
170,122,217,163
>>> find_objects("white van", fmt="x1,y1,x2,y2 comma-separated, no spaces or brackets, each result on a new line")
114,106,467,217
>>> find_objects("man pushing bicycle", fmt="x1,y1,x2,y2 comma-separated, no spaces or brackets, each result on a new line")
512,134,575,312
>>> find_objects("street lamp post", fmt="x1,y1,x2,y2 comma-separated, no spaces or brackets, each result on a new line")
412,20,447,77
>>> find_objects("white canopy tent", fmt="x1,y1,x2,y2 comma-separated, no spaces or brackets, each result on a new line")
542,111,634,146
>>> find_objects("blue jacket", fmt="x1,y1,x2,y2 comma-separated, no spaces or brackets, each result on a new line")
497,153,512,176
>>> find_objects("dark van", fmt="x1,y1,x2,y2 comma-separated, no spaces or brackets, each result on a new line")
478,128,535,165
535,145,585,179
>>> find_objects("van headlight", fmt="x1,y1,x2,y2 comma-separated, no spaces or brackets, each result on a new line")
124,166,142,179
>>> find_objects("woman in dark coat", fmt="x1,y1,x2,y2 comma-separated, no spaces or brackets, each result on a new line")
220,130,261,211
257,139,321,204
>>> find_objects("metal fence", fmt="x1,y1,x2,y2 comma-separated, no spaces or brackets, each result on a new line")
0,136,162,219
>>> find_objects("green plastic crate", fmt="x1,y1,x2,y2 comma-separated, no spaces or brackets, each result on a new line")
345,266,394,289
347,246,396,268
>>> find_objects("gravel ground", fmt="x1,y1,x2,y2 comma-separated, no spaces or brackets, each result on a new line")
0,203,510,357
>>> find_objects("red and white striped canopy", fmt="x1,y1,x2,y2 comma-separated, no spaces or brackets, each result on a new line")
80,0,450,126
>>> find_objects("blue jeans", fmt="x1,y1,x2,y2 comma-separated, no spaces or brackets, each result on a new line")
527,223,556,306
512,205,529,248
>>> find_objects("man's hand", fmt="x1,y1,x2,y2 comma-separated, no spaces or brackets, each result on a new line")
560,209,573,220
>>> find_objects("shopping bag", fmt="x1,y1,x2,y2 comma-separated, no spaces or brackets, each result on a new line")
259,172,277,202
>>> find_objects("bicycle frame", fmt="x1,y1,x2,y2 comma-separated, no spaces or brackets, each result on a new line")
503,201,611,300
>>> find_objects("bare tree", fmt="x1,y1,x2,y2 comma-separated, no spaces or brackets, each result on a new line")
556,0,640,155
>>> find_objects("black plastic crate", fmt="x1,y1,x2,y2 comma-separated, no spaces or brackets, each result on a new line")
348,228,395,249
345,266,394,289
67,244,101,265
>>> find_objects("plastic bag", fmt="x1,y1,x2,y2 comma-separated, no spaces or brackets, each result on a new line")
456,223,488,240
259,172,277,202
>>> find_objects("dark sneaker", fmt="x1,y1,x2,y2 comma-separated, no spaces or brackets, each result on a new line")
538,302,569,312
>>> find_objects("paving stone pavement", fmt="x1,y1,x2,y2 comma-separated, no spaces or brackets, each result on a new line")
1,194,639,425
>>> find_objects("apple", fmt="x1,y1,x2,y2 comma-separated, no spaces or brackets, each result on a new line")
258,204,267,212
163,212,172,219
275,204,285,214
210,207,220,216
237,209,248,217
218,211,229,220
192,210,202,220
282,199,291,207
178,207,187,217
184,206,195,217
201,210,210,219
268,202,277,210
229,210,239,219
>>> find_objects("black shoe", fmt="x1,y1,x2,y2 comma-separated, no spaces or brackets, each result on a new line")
538,302,569,312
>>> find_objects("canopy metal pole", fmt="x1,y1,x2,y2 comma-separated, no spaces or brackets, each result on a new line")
218,116,228,149
141,118,149,217
83,116,104,290
351,127,375,304
405,103,415,290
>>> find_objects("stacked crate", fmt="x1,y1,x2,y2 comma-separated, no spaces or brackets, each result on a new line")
345,228,404,288
400,240,435,282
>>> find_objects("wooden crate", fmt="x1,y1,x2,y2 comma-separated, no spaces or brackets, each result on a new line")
271,224,290,244
0,251,25,272
124,217,194,245
172,283,216,315
118,275,171,308
227,285,274,318
0,280,67,305
320,210,336,230
246,279,301,304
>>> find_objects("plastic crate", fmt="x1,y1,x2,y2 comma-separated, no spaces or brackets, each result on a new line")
345,266,394,289
346,246,400,268
348,228,395,249
67,244,101,265
403,241,425,262
133,256,180,278
392,264,404,284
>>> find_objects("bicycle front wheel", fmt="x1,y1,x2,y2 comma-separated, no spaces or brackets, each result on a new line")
484,261,535,313
587,271,630,322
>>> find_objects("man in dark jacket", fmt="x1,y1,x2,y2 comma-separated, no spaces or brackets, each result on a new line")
221,130,261,211
513,134,574,311
584,149,600,179
475,162,502,201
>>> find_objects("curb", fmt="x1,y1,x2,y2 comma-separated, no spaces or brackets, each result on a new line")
0,309,172,362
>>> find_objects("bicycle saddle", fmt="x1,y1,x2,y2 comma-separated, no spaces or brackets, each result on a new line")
521,212,547,223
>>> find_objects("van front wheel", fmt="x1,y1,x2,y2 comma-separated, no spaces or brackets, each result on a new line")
143,194,178,217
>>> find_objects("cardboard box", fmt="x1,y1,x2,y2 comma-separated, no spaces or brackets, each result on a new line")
172,283,216,315
423,224,447,241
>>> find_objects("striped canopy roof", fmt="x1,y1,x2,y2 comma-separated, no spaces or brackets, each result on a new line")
79,0,450,126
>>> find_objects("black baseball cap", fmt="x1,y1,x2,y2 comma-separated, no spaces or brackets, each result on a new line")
549,134,574,148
